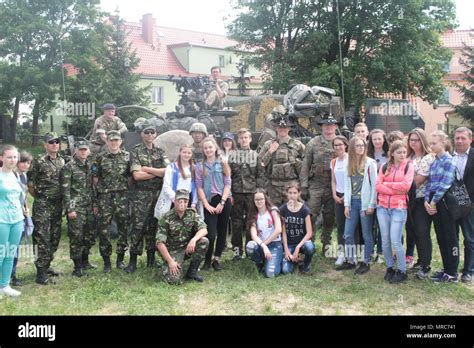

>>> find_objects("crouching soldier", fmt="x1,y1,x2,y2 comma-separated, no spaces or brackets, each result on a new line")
156,189,209,284
60,140,96,277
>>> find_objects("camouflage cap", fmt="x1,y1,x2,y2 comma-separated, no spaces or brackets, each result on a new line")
102,103,116,110
141,120,156,132
75,140,90,150
318,113,341,126
107,130,122,140
175,189,190,201
44,132,60,142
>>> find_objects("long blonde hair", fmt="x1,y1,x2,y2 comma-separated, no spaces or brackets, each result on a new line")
407,128,430,158
348,137,367,176
201,137,231,177
176,144,194,180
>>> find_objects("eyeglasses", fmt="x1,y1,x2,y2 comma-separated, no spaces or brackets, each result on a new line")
409,138,421,142
48,139,60,145
143,130,156,135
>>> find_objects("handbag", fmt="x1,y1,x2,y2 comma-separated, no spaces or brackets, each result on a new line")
443,173,471,221
154,190,172,220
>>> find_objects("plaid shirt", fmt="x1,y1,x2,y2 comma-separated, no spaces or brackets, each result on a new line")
424,152,456,204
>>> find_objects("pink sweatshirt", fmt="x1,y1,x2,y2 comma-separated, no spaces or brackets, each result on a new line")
375,159,414,209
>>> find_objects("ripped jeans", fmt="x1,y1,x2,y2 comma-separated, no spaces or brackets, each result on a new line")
246,240,283,278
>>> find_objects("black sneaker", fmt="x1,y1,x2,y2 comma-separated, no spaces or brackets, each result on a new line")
461,273,472,283
384,267,395,281
433,273,458,283
411,260,422,271
354,263,370,275
211,260,222,271
430,270,445,281
390,270,408,284
336,261,356,271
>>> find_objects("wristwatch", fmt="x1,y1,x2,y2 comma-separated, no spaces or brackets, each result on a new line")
220,199,226,206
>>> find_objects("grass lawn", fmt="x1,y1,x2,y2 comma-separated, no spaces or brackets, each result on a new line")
1,227,473,316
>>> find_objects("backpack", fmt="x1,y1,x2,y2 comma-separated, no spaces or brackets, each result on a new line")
382,162,416,211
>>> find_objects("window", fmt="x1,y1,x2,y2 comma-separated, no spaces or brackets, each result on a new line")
219,55,225,68
438,88,450,105
151,86,163,104
437,123,446,131
443,61,450,72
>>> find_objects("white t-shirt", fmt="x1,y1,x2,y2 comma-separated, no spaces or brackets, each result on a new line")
330,156,348,194
162,164,194,203
257,210,281,242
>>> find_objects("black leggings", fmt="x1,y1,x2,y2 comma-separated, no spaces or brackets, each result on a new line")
433,198,459,277
406,198,432,270
204,195,232,263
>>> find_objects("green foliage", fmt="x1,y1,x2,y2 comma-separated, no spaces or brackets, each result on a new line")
455,41,474,125
62,15,151,136
227,0,457,108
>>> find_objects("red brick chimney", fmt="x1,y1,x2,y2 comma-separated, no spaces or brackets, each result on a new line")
141,13,155,44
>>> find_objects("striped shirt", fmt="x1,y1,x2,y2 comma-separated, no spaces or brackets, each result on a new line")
424,152,456,204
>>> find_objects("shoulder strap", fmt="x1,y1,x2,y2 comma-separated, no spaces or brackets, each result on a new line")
382,163,388,174
172,163,179,192
331,158,336,172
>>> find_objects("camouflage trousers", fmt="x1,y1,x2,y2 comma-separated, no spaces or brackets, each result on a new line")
67,208,96,260
97,191,129,257
129,190,158,256
32,197,63,269
266,182,288,208
230,192,253,255
307,178,335,247
205,90,225,109
163,237,209,285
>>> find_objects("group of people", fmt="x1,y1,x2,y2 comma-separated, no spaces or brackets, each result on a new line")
0,103,473,295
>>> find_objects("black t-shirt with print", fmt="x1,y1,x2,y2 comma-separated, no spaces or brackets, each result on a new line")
279,203,311,245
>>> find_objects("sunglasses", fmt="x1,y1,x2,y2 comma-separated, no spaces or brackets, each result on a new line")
144,130,156,135
48,139,60,145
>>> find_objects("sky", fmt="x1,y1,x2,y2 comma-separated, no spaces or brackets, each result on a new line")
100,0,473,35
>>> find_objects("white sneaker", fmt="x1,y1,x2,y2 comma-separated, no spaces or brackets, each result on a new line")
376,254,385,264
335,254,346,266
2,286,21,297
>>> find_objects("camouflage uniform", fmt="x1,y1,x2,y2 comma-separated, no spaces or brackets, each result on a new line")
92,148,130,258
89,115,127,155
129,142,169,256
60,156,95,261
28,153,66,270
205,80,229,109
156,208,209,285
229,148,264,256
300,135,336,248
258,137,305,207
192,142,204,164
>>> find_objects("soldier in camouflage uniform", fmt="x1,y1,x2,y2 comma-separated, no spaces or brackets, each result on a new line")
60,140,96,277
300,114,339,255
205,66,229,110
92,130,131,273
89,103,128,156
229,128,264,260
189,122,208,164
258,108,305,207
27,132,66,285
124,120,169,273
156,189,209,285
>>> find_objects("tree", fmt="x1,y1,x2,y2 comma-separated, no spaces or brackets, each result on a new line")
455,41,474,126
227,0,456,109
0,0,104,144
62,14,151,136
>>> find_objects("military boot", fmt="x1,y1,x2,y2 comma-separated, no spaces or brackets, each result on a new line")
146,250,156,268
124,253,137,273
47,267,64,277
103,256,112,273
185,259,204,282
72,258,84,277
35,267,50,285
116,253,126,270
82,251,97,270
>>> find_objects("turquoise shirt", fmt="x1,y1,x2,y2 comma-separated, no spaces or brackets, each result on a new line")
0,171,24,224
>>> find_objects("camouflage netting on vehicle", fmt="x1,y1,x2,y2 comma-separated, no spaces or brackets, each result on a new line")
284,84,337,117
146,113,219,136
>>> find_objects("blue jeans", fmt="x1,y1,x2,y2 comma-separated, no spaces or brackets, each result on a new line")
457,208,474,276
343,198,374,263
282,240,315,274
246,240,283,278
377,207,407,272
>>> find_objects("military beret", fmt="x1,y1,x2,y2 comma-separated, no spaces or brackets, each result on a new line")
175,189,190,201
102,103,116,110
107,130,122,140
44,132,60,142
